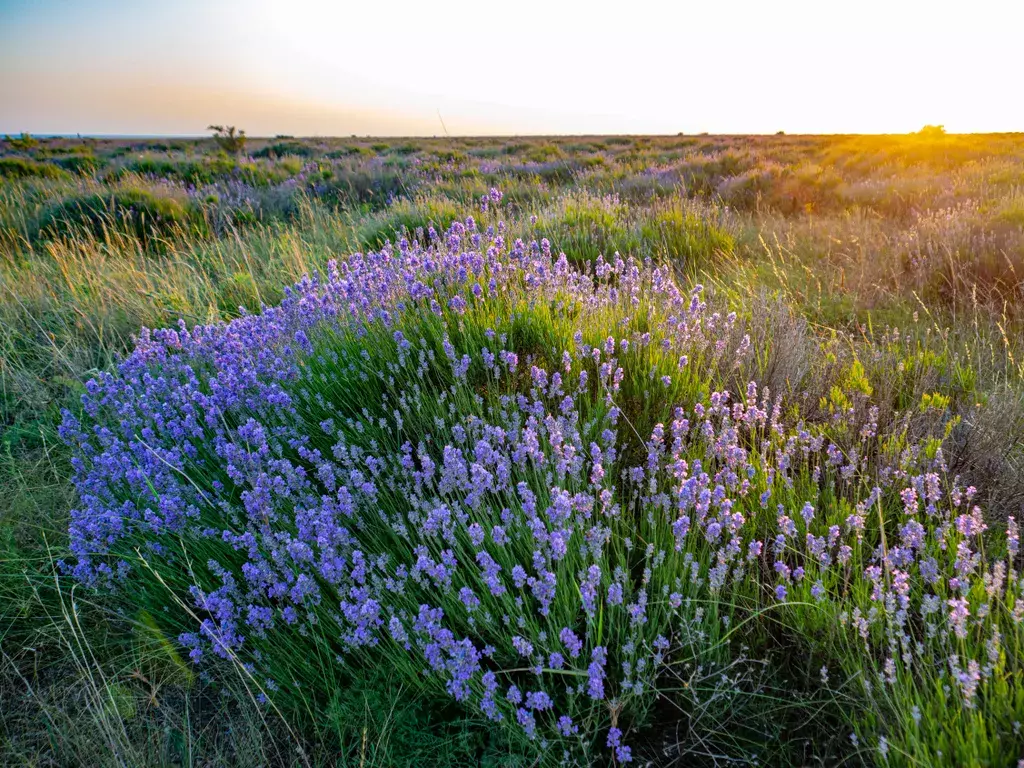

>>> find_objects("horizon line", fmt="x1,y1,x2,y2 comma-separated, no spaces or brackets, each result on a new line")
7,130,1024,140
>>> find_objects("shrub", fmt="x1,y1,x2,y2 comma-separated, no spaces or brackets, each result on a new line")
995,192,1024,229
638,206,734,271
529,193,644,266
116,155,242,186
52,154,102,175
316,164,412,210
61,210,1024,767
326,146,373,159
252,142,315,159
468,146,503,160
355,196,461,249
430,149,468,164
525,144,563,163
506,160,581,186
208,125,247,156
3,132,38,152
715,165,784,210
32,187,206,247
502,142,530,155
0,157,69,181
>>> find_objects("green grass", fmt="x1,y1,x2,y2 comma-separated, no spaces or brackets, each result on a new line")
0,157,69,181
2,132,1024,766
31,186,208,248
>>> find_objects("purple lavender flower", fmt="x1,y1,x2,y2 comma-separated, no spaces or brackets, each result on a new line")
560,627,583,659
607,582,624,606
588,646,607,700
512,636,534,658
557,715,576,736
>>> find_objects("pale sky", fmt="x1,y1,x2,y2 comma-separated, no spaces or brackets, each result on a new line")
1,0,1022,136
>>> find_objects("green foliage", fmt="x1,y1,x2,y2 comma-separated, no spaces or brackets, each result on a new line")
117,155,239,185
1,131,1024,767
3,132,39,152
52,154,102,175
326,670,521,766
253,141,316,159
532,195,734,271
208,125,247,155
355,197,461,249
638,205,734,271
524,144,563,163
216,271,284,318
32,187,206,248
996,193,1024,229
0,157,69,180
327,145,374,159
316,165,412,210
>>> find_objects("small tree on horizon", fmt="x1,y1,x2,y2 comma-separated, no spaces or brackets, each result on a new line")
208,125,247,155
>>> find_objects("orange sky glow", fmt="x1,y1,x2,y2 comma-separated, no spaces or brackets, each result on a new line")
2,0,1022,136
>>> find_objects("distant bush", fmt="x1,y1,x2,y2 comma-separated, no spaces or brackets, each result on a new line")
611,170,682,203
524,144,563,163
467,146,503,159
3,132,38,152
917,124,947,137
535,194,734,270
32,187,206,247
534,193,636,265
326,146,374,159
638,205,734,270
208,125,247,156
52,154,102,175
996,192,1024,229
199,181,303,233
35,145,80,157
0,157,69,181
430,149,468,164
505,160,580,185
117,155,239,185
355,196,461,249
316,164,412,210
766,162,843,214
252,142,315,159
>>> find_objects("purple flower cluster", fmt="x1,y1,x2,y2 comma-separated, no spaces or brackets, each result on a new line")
61,206,1021,762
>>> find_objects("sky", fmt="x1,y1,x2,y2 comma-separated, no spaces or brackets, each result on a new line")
1,0,1022,136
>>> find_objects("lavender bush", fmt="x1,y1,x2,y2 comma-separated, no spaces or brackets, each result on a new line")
59,195,1023,765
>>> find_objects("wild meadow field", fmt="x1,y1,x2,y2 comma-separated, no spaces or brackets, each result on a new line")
1,130,1023,767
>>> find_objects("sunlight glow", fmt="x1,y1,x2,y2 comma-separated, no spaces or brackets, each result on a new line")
1,0,1021,135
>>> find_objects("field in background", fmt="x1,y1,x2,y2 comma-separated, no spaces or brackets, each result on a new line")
2,131,1023,766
